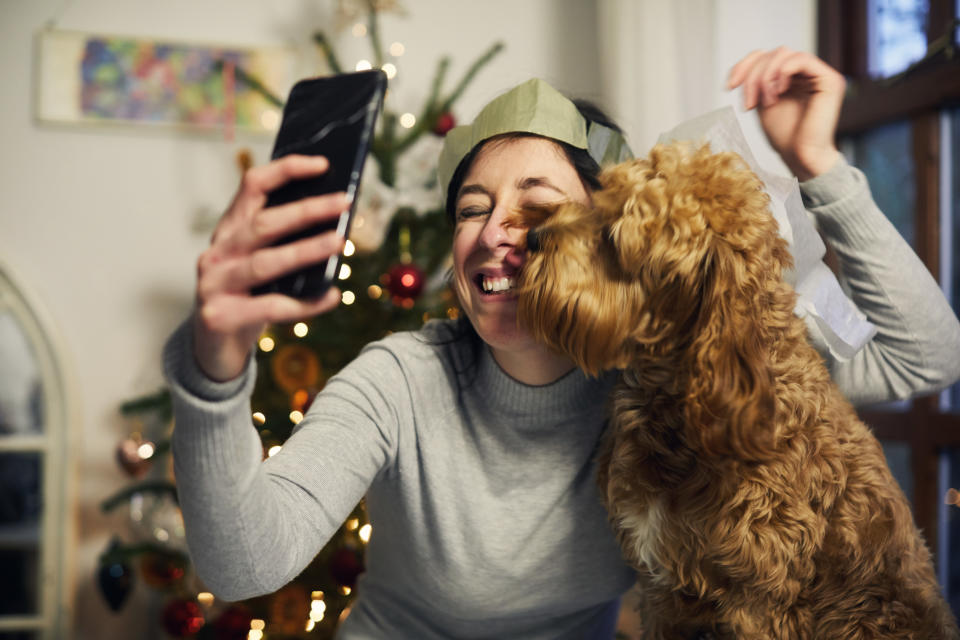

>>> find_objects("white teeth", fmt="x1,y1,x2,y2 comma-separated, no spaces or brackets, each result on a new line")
481,276,516,293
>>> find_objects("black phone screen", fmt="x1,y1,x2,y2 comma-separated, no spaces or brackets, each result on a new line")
252,70,386,298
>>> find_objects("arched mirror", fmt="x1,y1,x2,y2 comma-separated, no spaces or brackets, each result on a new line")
0,260,72,639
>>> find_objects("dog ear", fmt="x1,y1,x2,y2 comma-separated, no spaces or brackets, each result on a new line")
517,201,641,375
683,239,781,461
596,162,666,279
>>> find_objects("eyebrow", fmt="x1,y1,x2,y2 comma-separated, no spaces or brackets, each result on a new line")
517,176,565,194
456,176,565,202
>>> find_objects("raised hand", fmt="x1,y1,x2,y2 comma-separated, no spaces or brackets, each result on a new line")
193,155,348,381
727,47,846,181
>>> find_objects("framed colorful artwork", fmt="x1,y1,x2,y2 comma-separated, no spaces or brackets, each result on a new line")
35,28,296,135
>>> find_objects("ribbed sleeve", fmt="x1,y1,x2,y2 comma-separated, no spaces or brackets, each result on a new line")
799,157,960,406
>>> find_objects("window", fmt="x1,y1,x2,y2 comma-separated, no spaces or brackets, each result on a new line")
0,261,72,639
819,0,960,612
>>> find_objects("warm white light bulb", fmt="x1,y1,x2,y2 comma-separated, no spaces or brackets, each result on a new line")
389,42,405,56
293,322,309,337
399,113,416,128
339,264,352,280
356,59,372,71
260,109,281,130
342,291,356,305
258,336,275,352
381,63,397,79
344,240,356,256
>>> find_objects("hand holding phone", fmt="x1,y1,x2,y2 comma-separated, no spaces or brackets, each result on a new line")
193,156,349,381
190,71,386,382
252,70,387,298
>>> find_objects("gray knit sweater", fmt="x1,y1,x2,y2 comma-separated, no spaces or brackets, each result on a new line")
164,157,960,639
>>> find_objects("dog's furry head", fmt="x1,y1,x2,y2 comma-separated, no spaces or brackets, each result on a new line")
514,142,797,459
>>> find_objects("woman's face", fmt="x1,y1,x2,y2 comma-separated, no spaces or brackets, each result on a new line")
452,136,591,357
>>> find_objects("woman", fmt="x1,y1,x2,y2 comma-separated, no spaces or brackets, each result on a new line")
165,49,960,638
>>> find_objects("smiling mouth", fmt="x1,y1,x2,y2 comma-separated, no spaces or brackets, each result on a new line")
476,274,517,295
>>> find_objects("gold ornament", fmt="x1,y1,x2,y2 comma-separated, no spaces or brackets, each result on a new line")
269,584,310,635
270,344,322,393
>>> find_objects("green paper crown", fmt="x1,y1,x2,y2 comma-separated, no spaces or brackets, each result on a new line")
437,78,633,202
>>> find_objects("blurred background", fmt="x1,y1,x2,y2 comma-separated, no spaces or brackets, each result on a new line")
2,0,959,638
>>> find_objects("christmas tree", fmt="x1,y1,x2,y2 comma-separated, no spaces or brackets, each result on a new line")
97,2,502,637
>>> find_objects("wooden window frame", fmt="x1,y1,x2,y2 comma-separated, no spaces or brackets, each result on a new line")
817,0,960,559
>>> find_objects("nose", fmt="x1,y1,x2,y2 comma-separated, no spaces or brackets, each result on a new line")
477,203,522,251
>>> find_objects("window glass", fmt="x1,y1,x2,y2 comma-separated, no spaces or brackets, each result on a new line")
868,0,929,77
942,449,960,615
0,313,44,435
0,452,42,616
881,440,914,501
844,120,916,247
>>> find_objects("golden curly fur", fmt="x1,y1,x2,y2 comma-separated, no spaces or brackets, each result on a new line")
510,143,959,639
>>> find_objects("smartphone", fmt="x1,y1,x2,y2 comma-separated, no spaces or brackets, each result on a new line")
252,69,387,298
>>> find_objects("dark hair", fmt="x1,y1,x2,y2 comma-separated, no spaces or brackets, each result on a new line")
443,98,623,223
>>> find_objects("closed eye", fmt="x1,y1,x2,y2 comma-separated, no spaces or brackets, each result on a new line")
456,207,491,222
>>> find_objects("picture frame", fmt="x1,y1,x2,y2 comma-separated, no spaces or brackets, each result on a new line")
34,28,296,135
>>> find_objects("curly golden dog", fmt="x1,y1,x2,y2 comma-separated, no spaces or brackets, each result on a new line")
511,143,959,639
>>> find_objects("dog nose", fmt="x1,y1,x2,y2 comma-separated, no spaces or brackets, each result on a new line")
526,228,544,252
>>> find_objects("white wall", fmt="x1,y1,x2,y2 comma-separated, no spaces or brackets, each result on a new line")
0,1,813,637
598,0,815,174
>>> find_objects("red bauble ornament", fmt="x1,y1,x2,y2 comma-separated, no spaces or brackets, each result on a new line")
161,597,205,637
328,546,365,588
432,111,456,136
140,551,186,588
213,604,253,640
385,263,425,303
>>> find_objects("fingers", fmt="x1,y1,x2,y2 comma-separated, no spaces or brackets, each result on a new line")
215,190,351,259
757,46,799,106
727,47,843,110
198,288,342,335
727,49,765,91
732,47,793,109
774,50,846,96
211,154,335,244
241,154,331,198
198,230,346,298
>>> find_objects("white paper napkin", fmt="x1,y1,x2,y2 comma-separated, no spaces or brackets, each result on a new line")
657,106,877,361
